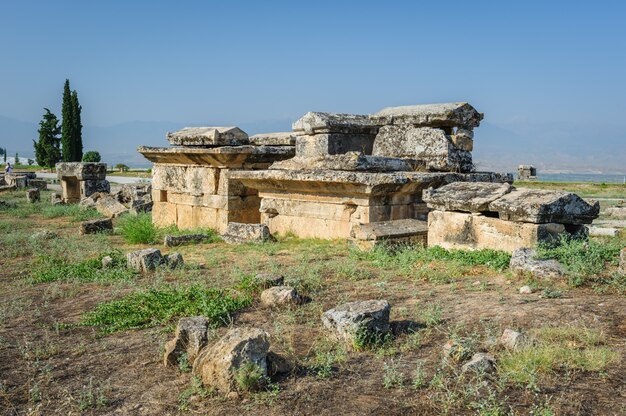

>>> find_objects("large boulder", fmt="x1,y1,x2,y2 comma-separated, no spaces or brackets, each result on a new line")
423,182,513,212
192,327,270,394
167,127,249,147
322,300,390,345
126,248,164,272
163,316,211,367
509,248,565,279
79,218,113,235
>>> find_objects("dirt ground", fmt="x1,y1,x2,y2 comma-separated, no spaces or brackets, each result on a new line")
0,189,625,416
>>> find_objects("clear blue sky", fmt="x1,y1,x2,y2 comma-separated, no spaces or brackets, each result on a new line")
1,0,625,128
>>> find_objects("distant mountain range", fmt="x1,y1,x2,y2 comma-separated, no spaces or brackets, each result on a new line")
1,114,624,174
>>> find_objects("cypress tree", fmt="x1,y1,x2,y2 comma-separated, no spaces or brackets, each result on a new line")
61,79,74,162
71,90,83,161
33,108,62,169
15,153,20,165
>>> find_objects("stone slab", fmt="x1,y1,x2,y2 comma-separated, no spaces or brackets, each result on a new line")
249,132,297,146
166,126,249,147
292,112,379,135
295,134,376,158
370,102,483,128
423,182,513,212
56,162,107,181
138,146,295,168
271,152,422,172
350,219,428,250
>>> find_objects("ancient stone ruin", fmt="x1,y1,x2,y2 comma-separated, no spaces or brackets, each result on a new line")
138,127,295,233
517,164,537,181
56,162,110,203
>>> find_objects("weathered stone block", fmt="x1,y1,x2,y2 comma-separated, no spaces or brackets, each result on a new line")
260,286,300,307
292,112,378,135
423,182,513,212
350,218,428,250
27,179,47,190
167,127,249,147
56,162,107,181
509,248,565,279
126,248,164,272
26,188,40,203
488,188,600,224
461,353,496,373
95,195,128,218
165,252,184,268
322,300,390,345
79,218,113,235
192,327,270,394
164,234,210,247
295,134,376,158
50,193,63,205
81,179,110,197
373,126,473,172
427,210,571,253
222,223,273,244
499,329,529,350
164,316,210,367
249,132,297,146
370,102,483,129
271,152,420,172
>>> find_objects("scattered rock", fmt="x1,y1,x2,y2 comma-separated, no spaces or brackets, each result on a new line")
192,327,270,394
31,230,59,241
254,274,284,289
163,316,211,367
79,218,113,235
50,193,63,205
510,248,565,279
126,248,164,272
26,188,40,203
164,234,210,247
165,252,184,269
79,192,106,208
461,353,496,373
499,329,528,350
222,223,274,244
101,256,114,269
260,286,300,307
519,285,533,294
588,226,619,237
95,195,128,218
322,300,390,345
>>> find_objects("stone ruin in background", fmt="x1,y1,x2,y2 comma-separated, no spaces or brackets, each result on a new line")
55,162,110,203
138,102,599,251
517,164,537,181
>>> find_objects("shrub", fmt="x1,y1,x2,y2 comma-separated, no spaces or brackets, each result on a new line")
31,251,134,283
118,213,158,244
82,151,101,162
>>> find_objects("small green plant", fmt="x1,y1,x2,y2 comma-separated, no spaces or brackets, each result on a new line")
31,251,134,283
411,362,426,389
542,288,563,299
118,212,158,244
234,362,266,392
178,352,191,372
382,360,404,389
78,378,108,410
419,302,444,327
352,328,392,351
178,376,210,411
307,340,347,379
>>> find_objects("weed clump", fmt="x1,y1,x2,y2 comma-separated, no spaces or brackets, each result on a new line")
31,251,135,283
118,213,158,244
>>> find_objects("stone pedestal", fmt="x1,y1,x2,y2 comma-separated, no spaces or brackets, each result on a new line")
56,162,109,203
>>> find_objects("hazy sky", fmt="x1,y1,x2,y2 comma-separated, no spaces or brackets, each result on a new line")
1,1,625,128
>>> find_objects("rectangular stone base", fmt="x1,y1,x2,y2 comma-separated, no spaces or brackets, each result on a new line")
350,219,428,250
427,210,571,253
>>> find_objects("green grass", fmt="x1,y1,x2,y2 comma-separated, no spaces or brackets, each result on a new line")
536,236,623,286
118,213,221,245
81,284,254,334
31,251,136,283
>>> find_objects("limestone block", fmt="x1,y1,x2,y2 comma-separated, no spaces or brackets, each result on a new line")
427,210,570,253
81,179,110,197
509,248,565,279
373,126,474,172
461,353,496,373
50,193,63,205
260,286,300,307
488,188,600,225
26,188,40,203
167,126,249,147
588,226,619,237
192,327,270,394
292,112,378,135
152,201,177,228
370,102,483,129
295,134,376,158
263,213,353,240
222,223,273,244
5,174,27,188
79,218,113,235
249,132,297,146
271,152,421,172
139,146,294,168
164,316,211,367
350,219,428,250
27,179,47,190
322,300,391,345
164,234,211,247
423,182,513,212
451,135,473,151
126,248,164,272
165,252,184,269
56,162,107,181
152,165,219,196
94,195,128,218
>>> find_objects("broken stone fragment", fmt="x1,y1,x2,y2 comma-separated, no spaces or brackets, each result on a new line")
79,192,106,208
461,353,496,373
423,182,512,212
295,133,376,158
192,327,270,394
164,316,211,368
126,248,164,272
322,300,390,345
167,126,249,147
50,193,63,205
249,132,297,146
509,248,565,279
26,188,40,203
350,218,428,251
260,286,300,307
164,234,210,247
488,188,600,224
165,252,184,269
518,285,533,294
292,112,379,135
499,329,529,350
372,125,474,172
79,218,113,235
222,223,273,244
254,274,284,289
94,195,128,218
370,102,483,129
101,256,114,269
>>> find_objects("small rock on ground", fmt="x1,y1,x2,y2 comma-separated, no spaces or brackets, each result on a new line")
260,286,300,307
322,300,390,345
499,328,528,350
510,248,565,279
461,353,495,373
519,285,533,294
164,316,211,367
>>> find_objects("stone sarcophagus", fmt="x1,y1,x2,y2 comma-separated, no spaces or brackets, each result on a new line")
138,128,295,233
56,162,109,203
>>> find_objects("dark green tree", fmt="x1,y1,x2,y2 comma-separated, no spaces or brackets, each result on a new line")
82,150,101,162
61,79,74,162
71,90,83,161
15,153,20,165
3,149,6,163
34,108,62,169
